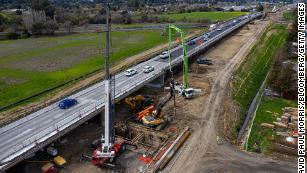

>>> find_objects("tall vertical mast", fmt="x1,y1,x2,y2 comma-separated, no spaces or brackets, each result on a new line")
95,2,114,158
104,1,111,150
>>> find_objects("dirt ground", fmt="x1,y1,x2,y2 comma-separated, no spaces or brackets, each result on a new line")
62,17,295,173
8,15,297,173
164,17,296,173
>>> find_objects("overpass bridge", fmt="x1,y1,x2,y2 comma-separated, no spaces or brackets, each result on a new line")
0,12,263,171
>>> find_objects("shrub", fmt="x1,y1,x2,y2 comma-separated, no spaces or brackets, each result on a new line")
7,32,20,39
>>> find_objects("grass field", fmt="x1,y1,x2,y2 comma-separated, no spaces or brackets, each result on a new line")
232,24,288,131
247,97,297,153
157,12,248,22
0,30,170,109
283,11,295,21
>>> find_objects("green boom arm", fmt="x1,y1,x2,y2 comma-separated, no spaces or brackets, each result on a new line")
168,24,189,89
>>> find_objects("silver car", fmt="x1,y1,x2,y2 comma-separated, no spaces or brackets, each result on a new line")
159,51,170,59
143,65,154,73
125,69,137,77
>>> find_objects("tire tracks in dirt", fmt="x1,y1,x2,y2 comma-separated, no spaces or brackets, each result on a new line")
168,20,296,173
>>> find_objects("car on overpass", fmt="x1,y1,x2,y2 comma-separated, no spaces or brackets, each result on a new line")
125,69,137,77
187,40,196,46
204,33,210,38
58,99,78,109
159,51,170,59
143,65,154,73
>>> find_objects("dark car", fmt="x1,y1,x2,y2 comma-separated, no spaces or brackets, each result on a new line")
187,40,196,46
58,98,78,109
196,58,213,65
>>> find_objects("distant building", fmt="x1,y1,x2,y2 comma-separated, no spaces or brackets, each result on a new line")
223,5,256,11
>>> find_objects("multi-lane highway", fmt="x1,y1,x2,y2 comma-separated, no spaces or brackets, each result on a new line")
0,12,263,170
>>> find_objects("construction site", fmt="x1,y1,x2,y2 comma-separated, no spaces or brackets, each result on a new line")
0,3,299,173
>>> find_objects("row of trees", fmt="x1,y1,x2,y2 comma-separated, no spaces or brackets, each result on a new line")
268,9,298,99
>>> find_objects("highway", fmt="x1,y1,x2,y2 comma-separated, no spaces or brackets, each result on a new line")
0,12,263,170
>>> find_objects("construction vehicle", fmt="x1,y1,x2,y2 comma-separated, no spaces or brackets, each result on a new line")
41,163,57,173
167,24,201,99
25,155,66,173
134,93,173,128
124,95,154,112
53,156,66,167
136,105,169,129
135,105,165,127
91,3,126,167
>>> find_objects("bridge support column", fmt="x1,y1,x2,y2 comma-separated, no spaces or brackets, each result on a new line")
100,111,104,127
145,74,165,88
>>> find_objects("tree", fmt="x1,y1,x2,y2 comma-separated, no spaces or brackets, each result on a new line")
269,47,296,97
229,8,234,12
16,9,22,15
99,8,106,15
32,22,44,35
128,0,140,10
30,0,55,18
256,3,264,12
30,0,50,11
32,20,58,35
44,20,58,34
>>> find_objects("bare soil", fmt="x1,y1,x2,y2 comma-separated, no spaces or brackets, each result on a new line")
7,15,297,173
165,18,296,173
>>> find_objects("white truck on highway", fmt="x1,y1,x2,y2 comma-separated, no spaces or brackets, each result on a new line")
209,24,217,31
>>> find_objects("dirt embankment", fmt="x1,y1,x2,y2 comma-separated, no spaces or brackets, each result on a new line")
0,30,204,127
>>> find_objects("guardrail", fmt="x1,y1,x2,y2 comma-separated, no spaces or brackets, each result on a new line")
0,12,263,170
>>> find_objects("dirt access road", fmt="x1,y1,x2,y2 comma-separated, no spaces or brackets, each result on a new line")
166,20,297,173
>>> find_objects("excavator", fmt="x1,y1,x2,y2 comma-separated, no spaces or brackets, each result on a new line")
134,92,173,128
136,105,165,127
124,95,154,112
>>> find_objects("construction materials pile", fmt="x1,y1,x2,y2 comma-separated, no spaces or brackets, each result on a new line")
261,107,305,155
261,107,300,134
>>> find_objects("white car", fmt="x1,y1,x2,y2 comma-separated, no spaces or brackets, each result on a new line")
125,69,137,77
159,51,170,59
143,65,154,73
217,28,222,31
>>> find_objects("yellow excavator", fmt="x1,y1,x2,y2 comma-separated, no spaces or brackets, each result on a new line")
136,105,165,127
124,95,154,112
135,92,173,129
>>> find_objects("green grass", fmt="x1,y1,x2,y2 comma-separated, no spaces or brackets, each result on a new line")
112,23,204,29
283,11,295,21
158,12,248,22
232,24,288,132
247,97,297,153
0,30,169,109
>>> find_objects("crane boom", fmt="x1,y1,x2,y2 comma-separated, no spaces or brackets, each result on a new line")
167,24,201,99
94,2,115,158
168,24,189,89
